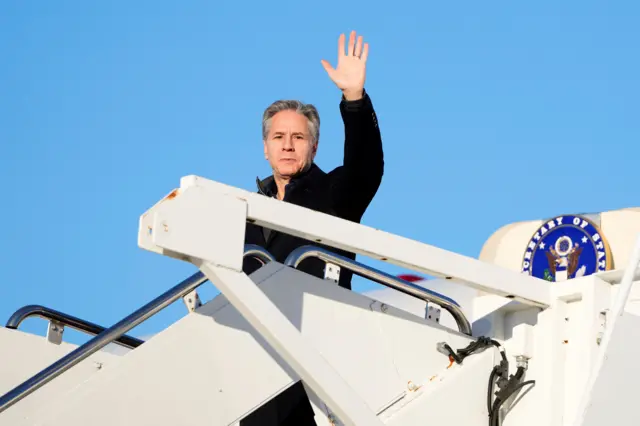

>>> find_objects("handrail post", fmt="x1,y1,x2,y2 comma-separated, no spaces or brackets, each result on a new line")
5,305,145,350
181,244,274,313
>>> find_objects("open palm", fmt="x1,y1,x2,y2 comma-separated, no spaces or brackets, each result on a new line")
321,31,369,100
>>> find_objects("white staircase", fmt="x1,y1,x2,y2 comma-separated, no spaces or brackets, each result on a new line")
1,175,640,426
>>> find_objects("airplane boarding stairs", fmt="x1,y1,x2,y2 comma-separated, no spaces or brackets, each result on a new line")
1,175,640,426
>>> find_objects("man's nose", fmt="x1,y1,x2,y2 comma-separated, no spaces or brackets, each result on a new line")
282,135,294,151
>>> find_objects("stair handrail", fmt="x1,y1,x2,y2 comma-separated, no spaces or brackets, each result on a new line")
0,244,275,414
6,305,144,350
284,245,472,335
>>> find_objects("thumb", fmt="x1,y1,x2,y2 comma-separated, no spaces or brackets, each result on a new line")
320,59,336,77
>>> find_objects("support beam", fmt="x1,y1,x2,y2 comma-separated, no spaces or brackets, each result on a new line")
178,175,551,307
199,262,384,426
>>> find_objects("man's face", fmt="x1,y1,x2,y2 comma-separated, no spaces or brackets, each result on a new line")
264,110,317,179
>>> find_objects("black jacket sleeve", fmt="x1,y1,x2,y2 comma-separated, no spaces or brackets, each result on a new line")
329,89,384,222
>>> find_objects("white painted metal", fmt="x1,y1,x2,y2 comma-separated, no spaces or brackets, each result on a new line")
572,233,640,426
0,328,122,426
139,183,383,425
578,311,640,426
171,175,552,306
4,176,640,426
138,186,247,271
324,262,340,283
199,263,384,426
381,351,497,425
425,305,441,324
46,320,64,345
182,289,202,312
133,178,640,425
7,262,473,426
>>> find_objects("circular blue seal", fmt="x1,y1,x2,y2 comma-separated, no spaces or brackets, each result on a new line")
521,215,613,282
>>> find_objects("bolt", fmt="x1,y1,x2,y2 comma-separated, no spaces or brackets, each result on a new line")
407,381,419,391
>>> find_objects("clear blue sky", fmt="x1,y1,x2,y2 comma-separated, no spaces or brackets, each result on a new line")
1,1,638,344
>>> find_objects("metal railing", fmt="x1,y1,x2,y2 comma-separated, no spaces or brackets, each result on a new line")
0,244,275,414
6,305,145,350
284,245,472,336
244,244,276,265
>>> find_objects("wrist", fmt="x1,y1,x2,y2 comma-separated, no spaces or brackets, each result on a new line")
342,89,364,101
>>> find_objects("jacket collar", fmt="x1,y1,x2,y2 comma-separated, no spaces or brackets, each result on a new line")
256,163,323,197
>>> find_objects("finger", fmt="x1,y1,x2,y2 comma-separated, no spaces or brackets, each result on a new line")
354,35,363,57
361,42,369,62
337,33,346,57
321,59,336,76
348,30,356,56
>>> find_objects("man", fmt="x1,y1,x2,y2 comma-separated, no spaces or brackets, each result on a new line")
243,30,384,290
240,30,384,425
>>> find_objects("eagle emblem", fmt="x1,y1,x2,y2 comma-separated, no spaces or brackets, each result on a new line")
521,214,613,282
544,237,585,281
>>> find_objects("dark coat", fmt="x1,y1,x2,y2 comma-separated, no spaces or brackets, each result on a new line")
242,90,384,289
239,91,383,426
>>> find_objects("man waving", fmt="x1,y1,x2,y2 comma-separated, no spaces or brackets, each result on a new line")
244,30,384,292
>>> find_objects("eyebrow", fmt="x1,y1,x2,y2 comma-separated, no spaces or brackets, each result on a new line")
272,131,306,137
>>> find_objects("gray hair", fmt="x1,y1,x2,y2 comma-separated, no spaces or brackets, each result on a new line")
262,100,320,144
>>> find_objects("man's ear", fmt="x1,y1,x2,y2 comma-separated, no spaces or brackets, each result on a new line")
263,140,268,160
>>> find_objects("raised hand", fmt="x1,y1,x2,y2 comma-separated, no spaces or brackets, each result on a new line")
321,30,369,101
